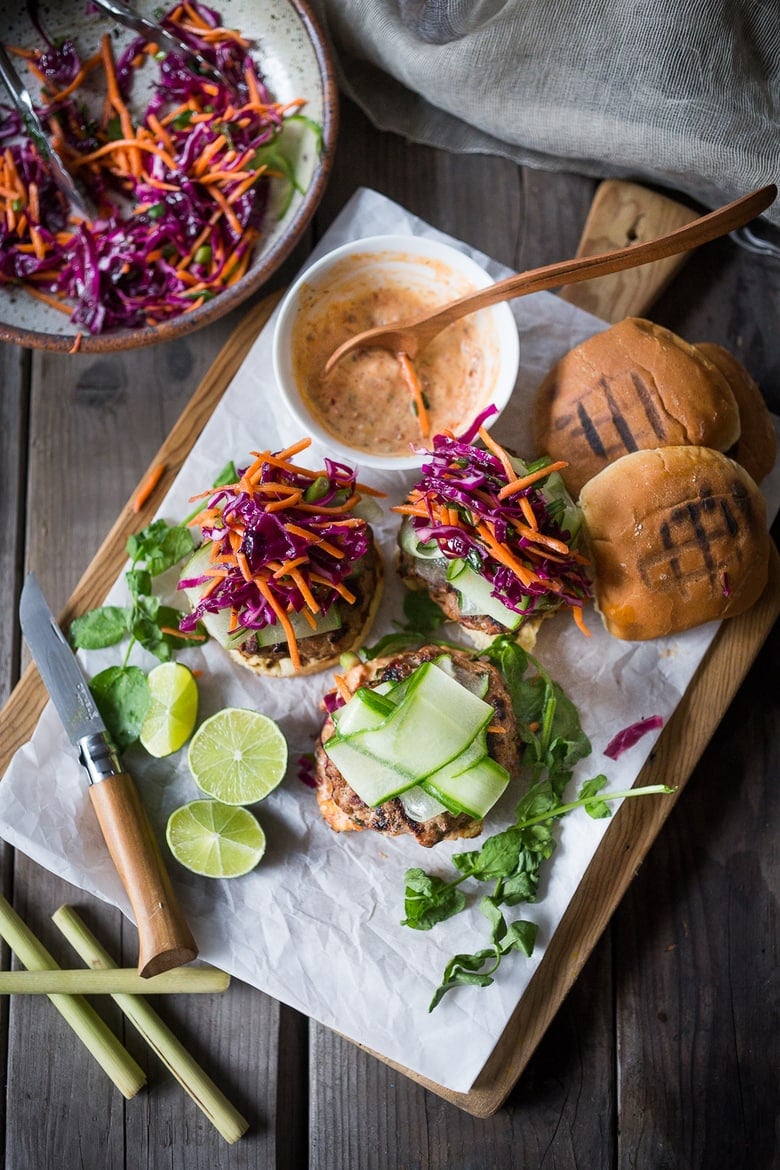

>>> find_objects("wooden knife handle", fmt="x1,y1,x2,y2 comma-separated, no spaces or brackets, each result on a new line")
88,773,198,977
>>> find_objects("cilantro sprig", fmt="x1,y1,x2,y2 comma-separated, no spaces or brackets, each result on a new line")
402,636,674,1009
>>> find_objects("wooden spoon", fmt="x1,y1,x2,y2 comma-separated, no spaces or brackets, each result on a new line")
322,183,776,375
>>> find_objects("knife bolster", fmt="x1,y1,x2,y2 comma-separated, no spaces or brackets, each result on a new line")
79,732,122,783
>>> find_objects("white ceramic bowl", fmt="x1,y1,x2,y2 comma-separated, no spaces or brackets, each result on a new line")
272,234,520,471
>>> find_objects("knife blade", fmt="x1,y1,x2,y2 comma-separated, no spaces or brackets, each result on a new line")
0,44,90,221
19,572,198,977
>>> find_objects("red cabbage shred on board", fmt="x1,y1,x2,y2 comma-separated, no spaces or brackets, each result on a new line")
604,716,664,760
0,3,310,332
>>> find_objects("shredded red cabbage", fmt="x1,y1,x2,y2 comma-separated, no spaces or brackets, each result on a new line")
400,428,591,622
178,446,371,637
0,4,312,333
604,716,664,760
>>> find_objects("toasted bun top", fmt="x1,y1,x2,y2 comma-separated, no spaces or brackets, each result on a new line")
579,446,769,641
533,317,742,496
695,342,777,484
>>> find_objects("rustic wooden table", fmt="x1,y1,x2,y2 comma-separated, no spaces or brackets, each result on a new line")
1,97,778,1169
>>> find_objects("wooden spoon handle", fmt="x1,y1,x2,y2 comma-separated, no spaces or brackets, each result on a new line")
411,183,777,346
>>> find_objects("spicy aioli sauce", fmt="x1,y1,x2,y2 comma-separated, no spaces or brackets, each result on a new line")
290,259,496,457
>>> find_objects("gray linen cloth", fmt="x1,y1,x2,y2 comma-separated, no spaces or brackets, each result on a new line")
313,0,780,226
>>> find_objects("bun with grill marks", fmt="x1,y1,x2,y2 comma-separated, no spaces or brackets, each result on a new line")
532,318,741,497
579,446,770,641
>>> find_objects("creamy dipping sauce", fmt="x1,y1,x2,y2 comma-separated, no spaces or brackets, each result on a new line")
290,256,498,457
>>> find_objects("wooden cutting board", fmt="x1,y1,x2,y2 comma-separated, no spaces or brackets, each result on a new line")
1,180,777,1116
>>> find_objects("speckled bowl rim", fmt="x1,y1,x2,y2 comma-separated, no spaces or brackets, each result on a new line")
0,0,339,354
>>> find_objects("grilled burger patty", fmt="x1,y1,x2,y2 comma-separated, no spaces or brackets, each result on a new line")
397,547,510,639
314,644,520,847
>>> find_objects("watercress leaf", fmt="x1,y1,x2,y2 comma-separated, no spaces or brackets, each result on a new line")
500,919,537,957
578,774,612,819
479,894,508,944
402,868,466,931
70,606,130,649
402,587,446,633
453,825,524,881
212,459,238,488
127,518,168,562
89,665,149,750
146,524,195,576
428,948,500,1010
126,568,152,600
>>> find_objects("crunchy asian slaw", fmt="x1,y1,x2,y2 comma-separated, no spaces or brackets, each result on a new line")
0,2,318,335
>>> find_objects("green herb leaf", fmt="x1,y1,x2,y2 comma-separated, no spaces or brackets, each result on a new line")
363,589,449,660
577,775,612,819
402,868,466,931
89,666,150,751
70,606,130,649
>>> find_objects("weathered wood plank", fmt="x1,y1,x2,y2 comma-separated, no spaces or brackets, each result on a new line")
2,302,290,1169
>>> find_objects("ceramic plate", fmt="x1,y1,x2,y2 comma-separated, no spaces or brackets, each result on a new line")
0,0,338,352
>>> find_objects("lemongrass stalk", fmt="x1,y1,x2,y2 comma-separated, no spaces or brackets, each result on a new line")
53,905,249,1144
0,895,145,1099
0,966,231,995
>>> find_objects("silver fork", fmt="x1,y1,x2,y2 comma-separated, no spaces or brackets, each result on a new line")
88,0,232,89
0,41,90,218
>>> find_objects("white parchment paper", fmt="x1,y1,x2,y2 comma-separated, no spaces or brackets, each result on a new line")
2,188,778,1094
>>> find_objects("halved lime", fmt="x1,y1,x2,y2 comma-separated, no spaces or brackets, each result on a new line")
166,799,266,878
187,707,288,805
139,662,199,758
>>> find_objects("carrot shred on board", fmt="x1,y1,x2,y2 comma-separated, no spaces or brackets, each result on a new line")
67,332,84,355
132,462,166,512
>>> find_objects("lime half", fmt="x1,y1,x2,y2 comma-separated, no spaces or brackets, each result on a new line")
166,800,266,878
187,707,288,805
140,662,199,758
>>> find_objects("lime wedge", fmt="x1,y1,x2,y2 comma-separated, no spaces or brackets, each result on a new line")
187,707,288,805
166,800,266,878
139,662,199,758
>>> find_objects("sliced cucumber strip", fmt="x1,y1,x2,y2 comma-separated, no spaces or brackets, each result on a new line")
399,785,449,823
332,687,395,736
423,753,509,820
180,544,342,648
398,516,447,563
322,736,416,806
432,653,489,698
337,661,494,781
446,560,525,631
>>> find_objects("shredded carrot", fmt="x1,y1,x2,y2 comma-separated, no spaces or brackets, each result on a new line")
497,460,568,501
477,426,516,481
397,351,430,439
132,462,166,512
571,604,591,637
67,332,84,355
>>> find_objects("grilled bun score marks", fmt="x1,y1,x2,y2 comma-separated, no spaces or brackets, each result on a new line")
532,318,742,497
289,254,495,455
579,446,771,641
394,420,592,640
178,439,384,675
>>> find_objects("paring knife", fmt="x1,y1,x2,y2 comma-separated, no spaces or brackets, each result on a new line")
19,572,198,977
0,43,89,220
